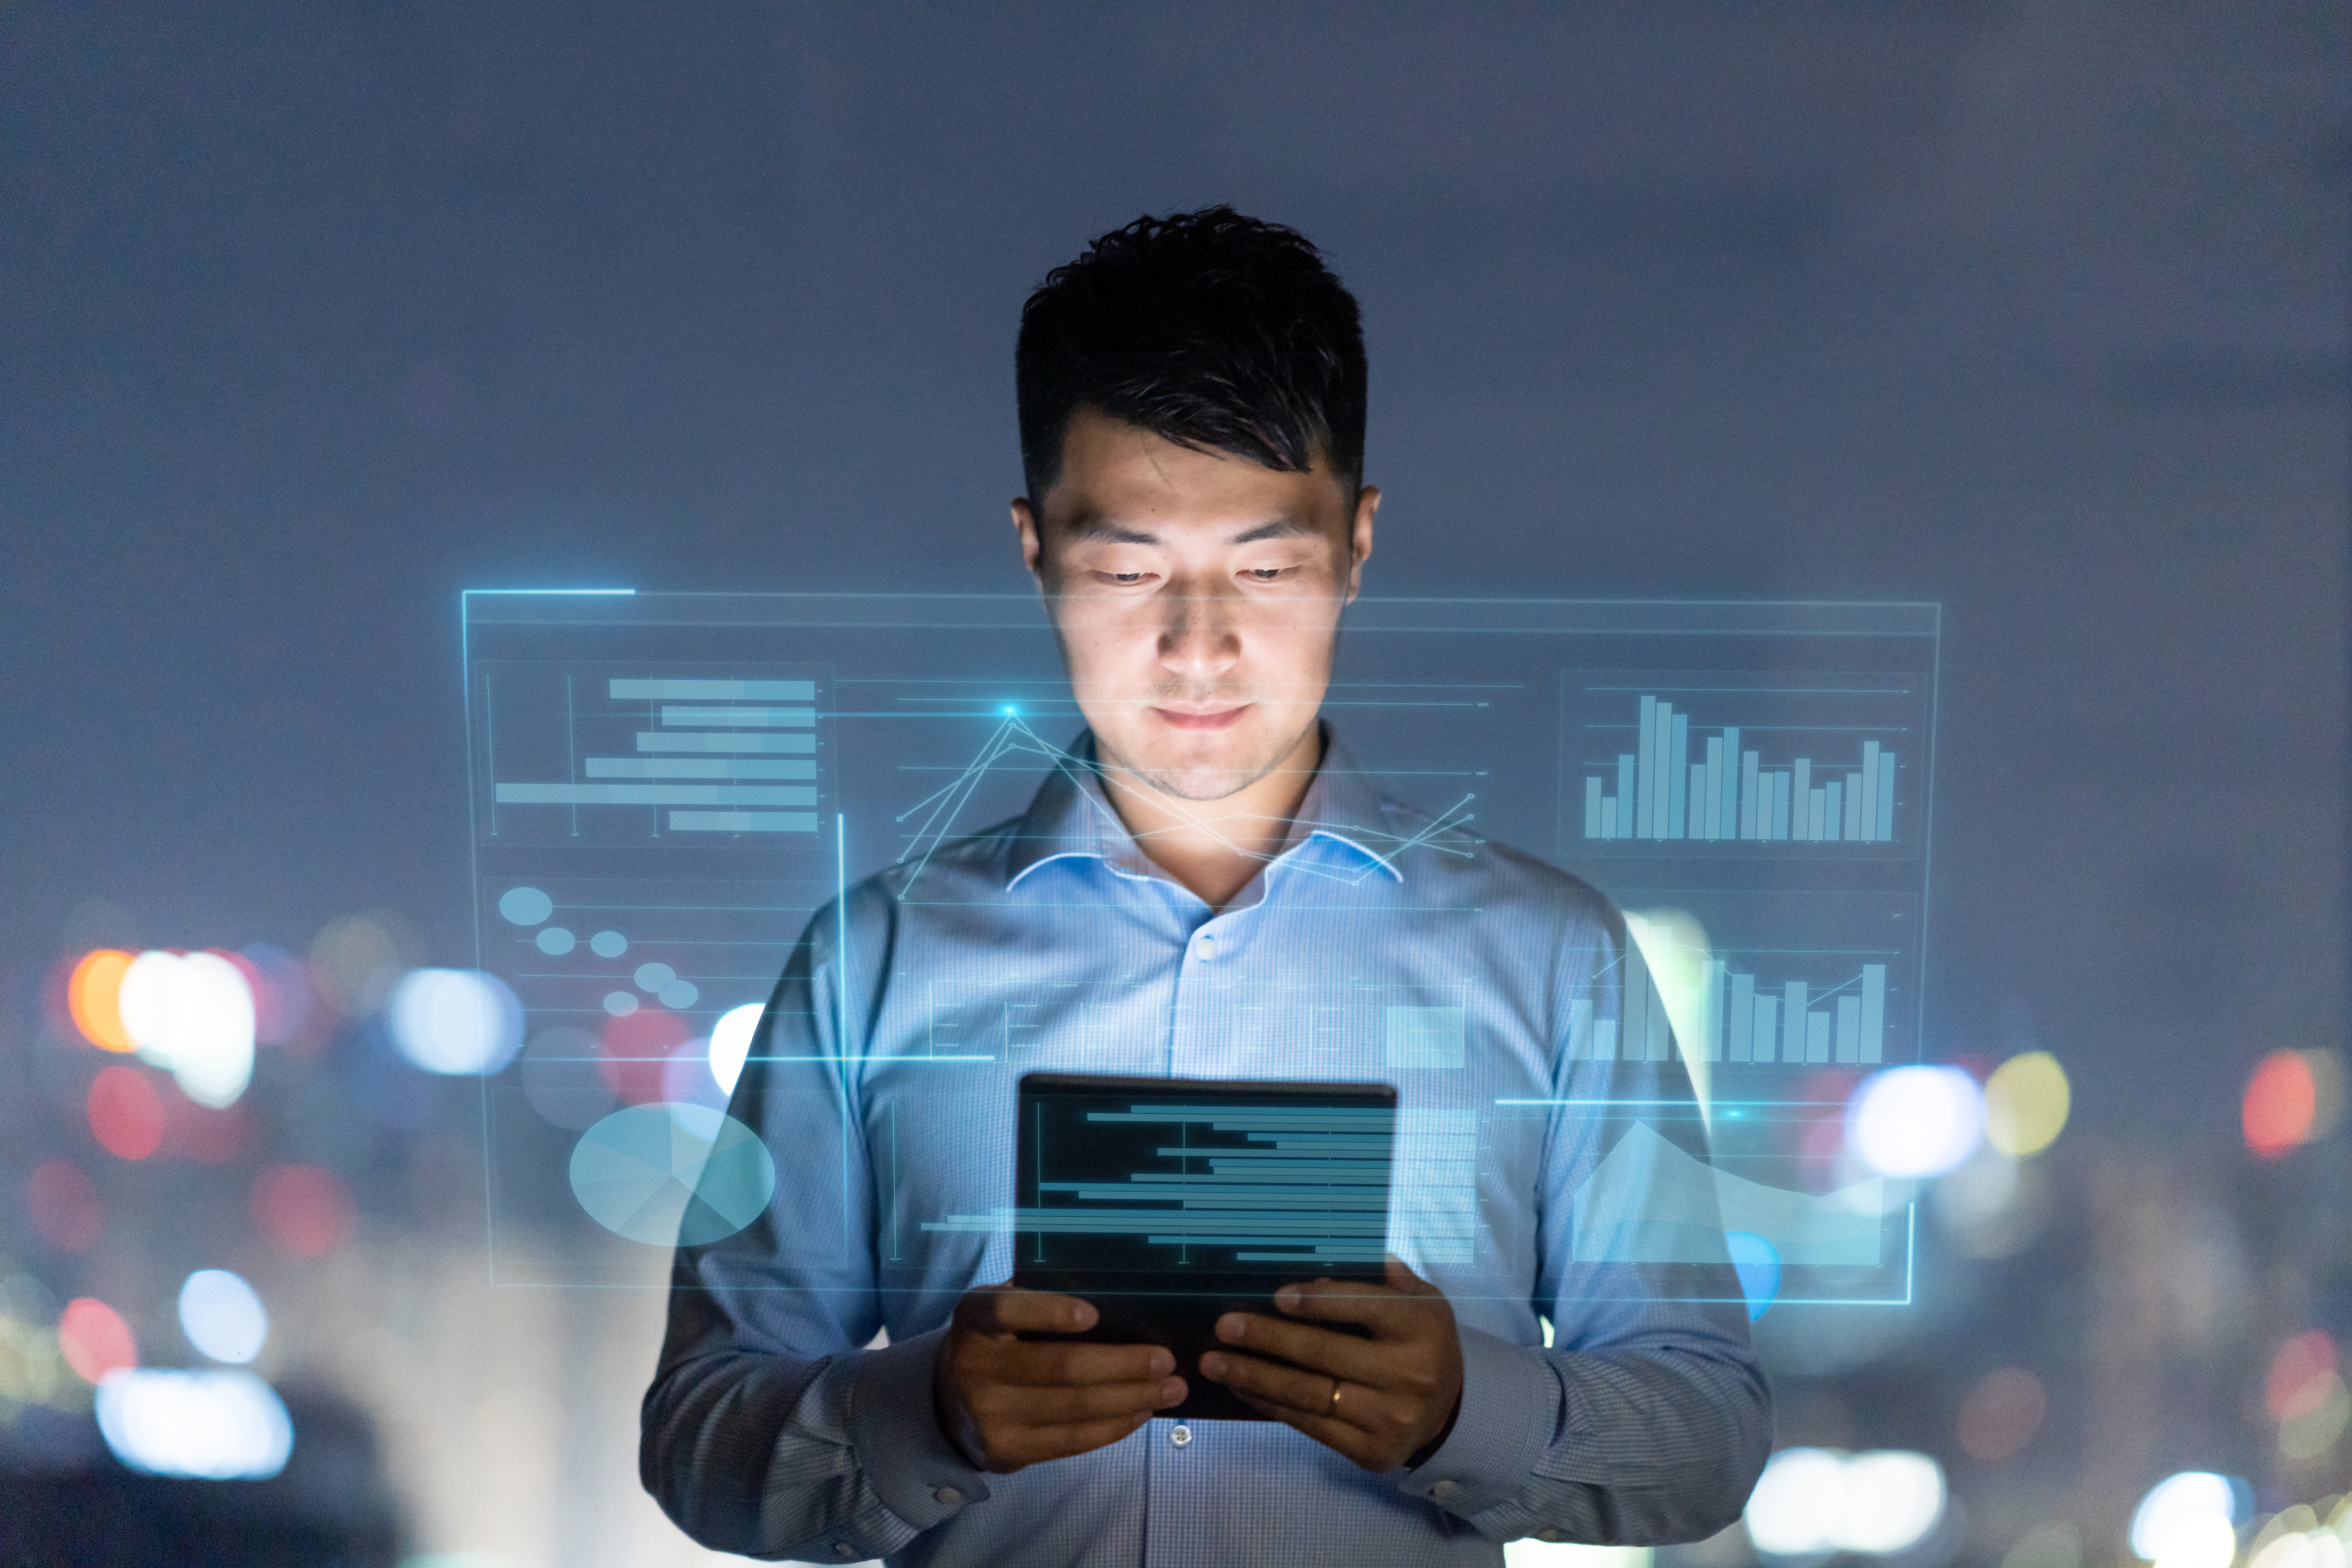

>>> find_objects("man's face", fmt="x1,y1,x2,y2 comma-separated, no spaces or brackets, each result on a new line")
1014,407,1378,801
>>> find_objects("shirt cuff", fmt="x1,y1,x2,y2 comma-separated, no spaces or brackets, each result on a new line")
845,1325,993,1532
1395,1323,1558,1520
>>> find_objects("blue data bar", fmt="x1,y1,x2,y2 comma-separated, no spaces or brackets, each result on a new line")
667,811,818,832
494,782,815,806
659,705,815,728
585,757,816,780
637,731,816,754
609,678,816,701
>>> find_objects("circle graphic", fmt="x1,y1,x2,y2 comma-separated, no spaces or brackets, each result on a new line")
634,962,677,993
568,1104,775,1247
603,991,638,1017
536,927,576,956
659,980,700,1009
498,887,555,927
590,930,628,959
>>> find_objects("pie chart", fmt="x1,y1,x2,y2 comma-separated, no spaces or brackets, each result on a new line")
568,1104,776,1247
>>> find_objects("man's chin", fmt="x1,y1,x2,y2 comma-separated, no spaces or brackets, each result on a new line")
1106,747,1294,804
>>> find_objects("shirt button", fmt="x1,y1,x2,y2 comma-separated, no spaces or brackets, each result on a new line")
1170,1423,1192,1447
933,1486,963,1507
1193,932,1216,961
1536,1528,1564,1542
1431,1479,1460,1502
832,1545,857,1560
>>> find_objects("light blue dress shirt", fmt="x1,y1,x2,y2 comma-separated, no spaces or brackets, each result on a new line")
642,731,1770,1565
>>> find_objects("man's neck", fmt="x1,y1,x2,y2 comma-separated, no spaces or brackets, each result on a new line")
1096,725,1324,910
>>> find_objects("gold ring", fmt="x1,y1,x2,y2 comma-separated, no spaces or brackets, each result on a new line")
1328,1379,1344,1416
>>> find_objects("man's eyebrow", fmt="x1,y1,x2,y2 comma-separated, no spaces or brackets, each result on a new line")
1056,514,1320,546
1227,517,1321,545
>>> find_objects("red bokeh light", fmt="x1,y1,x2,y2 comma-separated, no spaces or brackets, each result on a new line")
252,1163,352,1258
166,1087,250,1164
601,1010,688,1106
57,1297,136,1383
1956,1365,2047,1460
27,1160,102,1252
2266,1330,2338,1422
2243,1051,2317,1159
87,1065,167,1160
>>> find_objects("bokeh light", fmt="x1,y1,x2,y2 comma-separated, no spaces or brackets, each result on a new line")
2131,1473,2241,1567
95,1368,293,1479
387,968,523,1076
660,1036,727,1113
2244,1052,2318,1159
2003,1521,2084,1568
57,1297,136,1383
1744,1448,1947,1558
26,1160,102,1253
308,911,410,1016
2267,1331,2338,1421
236,942,315,1046
178,1269,269,1364
1724,1231,1781,1321
1984,1052,2070,1157
87,1065,167,1160
708,1002,763,1098
519,1025,618,1130
115,949,257,1108
66,949,136,1051
600,1009,687,1105
1846,1065,1985,1179
1957,1366,2047,1460
252,1164,352,1258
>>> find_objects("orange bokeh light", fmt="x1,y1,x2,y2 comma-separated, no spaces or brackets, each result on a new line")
57,1297,136,1383
2243,1051,2318,1159
67,949,136,1052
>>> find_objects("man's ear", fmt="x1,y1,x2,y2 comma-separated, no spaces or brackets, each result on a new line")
1012,499,1047,586
1343,485,1379,603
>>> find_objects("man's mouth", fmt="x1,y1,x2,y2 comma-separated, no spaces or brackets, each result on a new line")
1150,704,1250,731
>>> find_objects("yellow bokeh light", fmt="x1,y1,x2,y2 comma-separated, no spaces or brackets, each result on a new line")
67,949,137,1053
1985,1051,2070,1157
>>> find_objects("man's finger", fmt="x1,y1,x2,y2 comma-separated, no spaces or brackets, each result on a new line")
965,1374,1186,1426
1196,1348,1344,1419
973,1339,1176,1389
1207,1312,1390,1385
983,1412,1159,1470
1269,1277,1431,1336
954,1285,1099,1336
1224,1389,1387,1471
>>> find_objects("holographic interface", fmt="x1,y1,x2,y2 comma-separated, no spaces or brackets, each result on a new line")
462,592,1939,1305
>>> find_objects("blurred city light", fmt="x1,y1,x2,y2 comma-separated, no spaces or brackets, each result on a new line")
2003,1521,2084,1568
2266,1331,2338,1420
1983,1052,2071,1157
86,1064,167,1160
94,1367,293,1479
708,1002,763,1097
116,949,256,1107
387,967,523,1076
1957,1366,2047,1461
236,941,316,1045
2131,1473,2242,1568
1846,1066,1984,1179
1745,1447,1947,1558
66,948,136,1051
308,910,413,1016
177,1269,269,1364
251,1163,353,1258
56,1296,136,1383
2243,1052,2318,1159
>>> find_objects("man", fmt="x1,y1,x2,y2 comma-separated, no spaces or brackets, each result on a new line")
643,207,1771,1565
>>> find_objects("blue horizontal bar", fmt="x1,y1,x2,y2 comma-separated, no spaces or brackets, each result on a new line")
660,705,815,728
494,782,815,806
669,811,818,832
585,757,816,780
609,678,813,700
638,731,816,754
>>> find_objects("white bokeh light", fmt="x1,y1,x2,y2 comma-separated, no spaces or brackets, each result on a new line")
387,969,524,1076
95,1368,293,1479
2131,1473,2239,1568
1846,1066,1985,1179
177,1269,268,1364
115,949,257,1108
709,1002,763,1098
1746,1448,1949,1559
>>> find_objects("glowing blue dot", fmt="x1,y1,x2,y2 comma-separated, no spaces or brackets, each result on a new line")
1001,705,1018,717
590,930,628,959
498,886,554,926
177,1270,268,1364
536,927,575,956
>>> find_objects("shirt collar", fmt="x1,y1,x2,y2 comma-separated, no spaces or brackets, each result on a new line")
1004,725,1406,892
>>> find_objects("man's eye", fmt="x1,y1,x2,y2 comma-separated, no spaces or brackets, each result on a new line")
1099,571,1150,585
1246,568,1290,582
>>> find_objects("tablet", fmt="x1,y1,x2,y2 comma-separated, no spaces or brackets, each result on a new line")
1011,1072,1399,1422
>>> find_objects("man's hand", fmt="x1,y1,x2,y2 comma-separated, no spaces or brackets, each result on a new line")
935,1285,1187,1474
1195,1256,1463,1472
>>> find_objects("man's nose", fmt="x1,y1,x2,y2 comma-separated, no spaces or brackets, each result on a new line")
1156,592,1242,682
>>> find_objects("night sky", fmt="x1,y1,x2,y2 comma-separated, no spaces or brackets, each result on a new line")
4,2,2346,1135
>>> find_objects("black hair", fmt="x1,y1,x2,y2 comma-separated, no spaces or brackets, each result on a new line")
1016,205,1367,504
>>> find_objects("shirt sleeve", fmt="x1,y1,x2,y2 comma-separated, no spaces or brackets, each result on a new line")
1393,903,1774,1546
639,885,993,1562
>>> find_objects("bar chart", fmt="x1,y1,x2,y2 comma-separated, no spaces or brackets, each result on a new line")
1563,676,1924,850
1570,921,1897,1067
484,672,827,838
